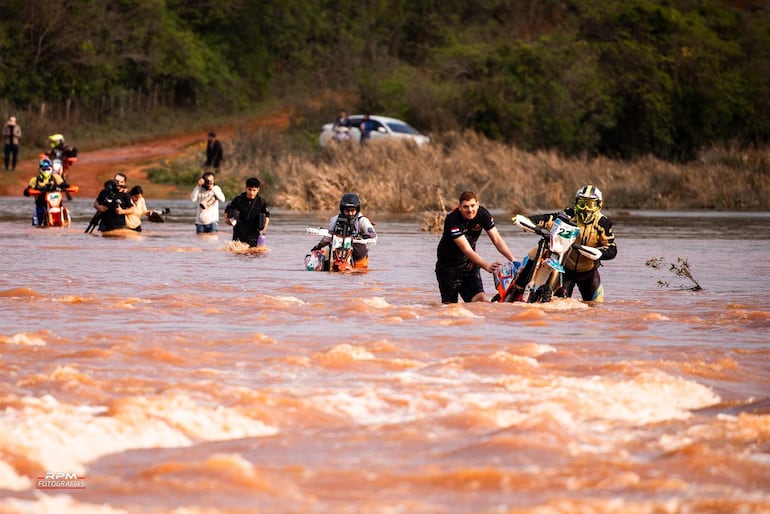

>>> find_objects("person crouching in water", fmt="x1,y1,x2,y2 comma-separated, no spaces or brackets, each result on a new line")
224,177,270,247
514,185,617,302
311,192,377,270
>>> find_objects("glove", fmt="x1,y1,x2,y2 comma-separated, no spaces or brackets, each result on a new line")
23,187,30,197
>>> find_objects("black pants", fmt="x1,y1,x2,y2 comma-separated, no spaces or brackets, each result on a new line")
4,144,19,170
556,267,603,301
436,265,484,304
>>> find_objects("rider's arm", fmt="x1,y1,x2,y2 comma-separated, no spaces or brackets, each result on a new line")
596,217,617,260
312,236,330,251
528,212,558,228
454,235,496,273
357,216,377,242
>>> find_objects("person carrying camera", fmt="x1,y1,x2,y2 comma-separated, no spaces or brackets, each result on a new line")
92,173,135,232
224,177,270,247
191,172,225,233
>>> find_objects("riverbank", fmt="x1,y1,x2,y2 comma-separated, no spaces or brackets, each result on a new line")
3,112,768,213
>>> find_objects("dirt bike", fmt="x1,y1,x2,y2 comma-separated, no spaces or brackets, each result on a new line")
492,214,602,303
305,217,376,272
51,156,77,180
27,185,79,227
332,126,352,144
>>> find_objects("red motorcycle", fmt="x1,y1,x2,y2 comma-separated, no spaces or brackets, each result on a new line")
27,185,79,227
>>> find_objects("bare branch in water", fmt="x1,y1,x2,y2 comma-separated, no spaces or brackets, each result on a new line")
645,256,702,291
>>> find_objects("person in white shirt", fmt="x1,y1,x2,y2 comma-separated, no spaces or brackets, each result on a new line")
191,172,225,233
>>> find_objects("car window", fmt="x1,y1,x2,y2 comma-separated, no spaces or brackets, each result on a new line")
386,121,420,135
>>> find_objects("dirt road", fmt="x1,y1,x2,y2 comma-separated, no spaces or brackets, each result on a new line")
1,111,289,199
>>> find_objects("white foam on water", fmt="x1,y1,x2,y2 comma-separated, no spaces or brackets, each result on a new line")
2,332,47,346
0,494,129,514
318,343,375,361
0,393,279,485
438,304,481,318
362,296,391,309
526,297,591,312
298,362,722,437
305,385,446,426
499,369,721,426
0,460,31,490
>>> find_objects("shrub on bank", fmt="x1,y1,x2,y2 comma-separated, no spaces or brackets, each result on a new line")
144,125,770,213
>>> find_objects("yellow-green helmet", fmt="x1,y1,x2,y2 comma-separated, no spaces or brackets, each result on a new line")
49,134,65,148
575,185,603,224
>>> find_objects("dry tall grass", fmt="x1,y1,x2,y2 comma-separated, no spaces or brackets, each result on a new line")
167,128,770,216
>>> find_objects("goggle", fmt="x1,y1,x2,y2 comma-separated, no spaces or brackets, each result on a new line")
576,197,599,210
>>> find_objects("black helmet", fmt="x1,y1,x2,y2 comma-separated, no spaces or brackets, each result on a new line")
339,192,361,217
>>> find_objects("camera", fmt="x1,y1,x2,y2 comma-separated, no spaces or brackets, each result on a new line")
199,196,217,210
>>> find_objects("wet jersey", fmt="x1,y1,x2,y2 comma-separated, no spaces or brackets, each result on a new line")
529,208,616,273
436,206,496,270
324,213,376,261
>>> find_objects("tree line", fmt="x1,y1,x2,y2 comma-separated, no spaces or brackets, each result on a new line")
1,0,768,161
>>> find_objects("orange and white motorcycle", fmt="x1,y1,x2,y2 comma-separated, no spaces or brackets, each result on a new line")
305,218,376,272
27,185,79,227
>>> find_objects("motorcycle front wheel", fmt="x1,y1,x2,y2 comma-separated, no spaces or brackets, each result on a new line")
530,285,553,303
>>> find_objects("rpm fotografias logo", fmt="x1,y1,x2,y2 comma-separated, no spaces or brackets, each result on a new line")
36,471,87,490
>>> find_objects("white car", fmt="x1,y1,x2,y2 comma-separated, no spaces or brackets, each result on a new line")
319,114,430,147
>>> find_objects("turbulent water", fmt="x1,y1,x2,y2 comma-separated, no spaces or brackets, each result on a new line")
1,197,769,514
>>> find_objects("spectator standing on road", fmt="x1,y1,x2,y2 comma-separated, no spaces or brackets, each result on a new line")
334,110,350,129
3,116,21,171
204,131,223,169
359,114,374,145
